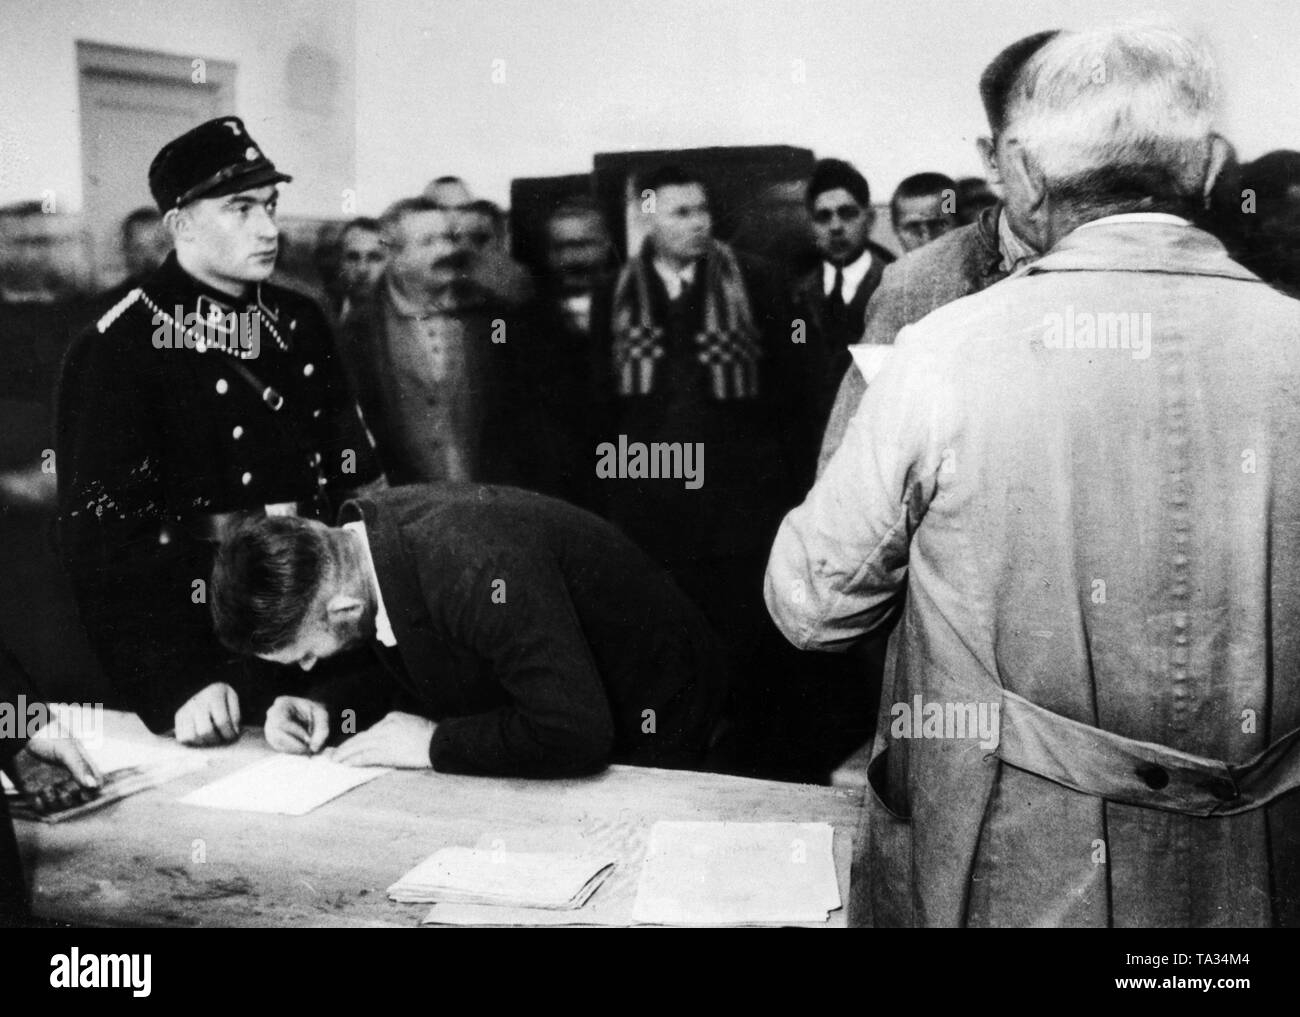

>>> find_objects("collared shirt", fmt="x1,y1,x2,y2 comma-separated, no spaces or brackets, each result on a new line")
653,258,697,301
822,249,874,301
1075,212,1193,231
342,519,396,647
997,209,1039,275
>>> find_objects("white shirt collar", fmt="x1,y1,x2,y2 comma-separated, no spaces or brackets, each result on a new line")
341,519,396,647
652,258,697,300
822,249,873,299
1075,212,1193,231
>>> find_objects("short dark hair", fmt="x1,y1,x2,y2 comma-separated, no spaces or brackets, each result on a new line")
342,216,382,237
637,164,707,196
890,172,959,223
211,516,336,656
807,158,871,209
1240,150,1300,213
979,30,1061,136
954,176,998,222
464,198,504,230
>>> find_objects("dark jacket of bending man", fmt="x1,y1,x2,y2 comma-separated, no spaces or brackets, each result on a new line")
210,484,730,778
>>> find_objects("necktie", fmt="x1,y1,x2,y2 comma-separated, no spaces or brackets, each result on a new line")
828,267,846,320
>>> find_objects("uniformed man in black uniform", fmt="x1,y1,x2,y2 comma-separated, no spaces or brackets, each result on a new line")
56,117,384,746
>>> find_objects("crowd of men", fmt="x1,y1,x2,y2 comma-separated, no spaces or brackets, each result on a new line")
4,17,1300,926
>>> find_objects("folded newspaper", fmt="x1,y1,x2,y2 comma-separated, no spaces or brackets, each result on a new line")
388,847,617,910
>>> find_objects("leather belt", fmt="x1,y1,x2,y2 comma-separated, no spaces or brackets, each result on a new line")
997,687,1300,817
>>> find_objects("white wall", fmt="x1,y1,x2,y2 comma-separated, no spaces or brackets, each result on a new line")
0,0,356,218
1,0,1296,216
354,0,1300,210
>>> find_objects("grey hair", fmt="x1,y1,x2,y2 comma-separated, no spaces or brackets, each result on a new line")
1005,19,1222,211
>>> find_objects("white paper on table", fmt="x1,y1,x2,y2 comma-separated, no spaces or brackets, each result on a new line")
178,753,390,816
849,343,895,385
632,821,840,926
393,847,616,909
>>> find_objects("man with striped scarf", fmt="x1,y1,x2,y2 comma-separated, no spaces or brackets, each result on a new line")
593,164,822,777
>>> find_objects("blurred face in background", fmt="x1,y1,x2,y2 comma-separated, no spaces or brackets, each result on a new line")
650,183,711,265
122,215,170,277
810,187,873,266
0,210,91,301
893,193,958,253
339,225,386,301
545,210,612,295
453,208,498,254
386,208,460,300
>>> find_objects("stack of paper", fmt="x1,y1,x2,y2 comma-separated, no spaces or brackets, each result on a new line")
389,847,617,910
3,730,210,823
632,821,840,925
179,753,390,816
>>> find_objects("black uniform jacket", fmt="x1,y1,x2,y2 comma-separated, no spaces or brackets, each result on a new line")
56,253,381,731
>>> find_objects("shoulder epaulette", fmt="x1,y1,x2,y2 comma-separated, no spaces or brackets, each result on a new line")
96,287,143,333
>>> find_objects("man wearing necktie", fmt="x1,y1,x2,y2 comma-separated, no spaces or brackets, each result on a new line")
793,159,895,426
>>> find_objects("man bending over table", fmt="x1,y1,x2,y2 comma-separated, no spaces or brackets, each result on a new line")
209,484,730,778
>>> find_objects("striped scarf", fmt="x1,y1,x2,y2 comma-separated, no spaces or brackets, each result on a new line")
611,239,763,400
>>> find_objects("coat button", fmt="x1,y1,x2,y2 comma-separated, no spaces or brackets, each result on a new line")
232,426,244,440
312,408,322,419
312,452,322,466
241,472,252,486
1136,763,1169,790
303,363,315,377
216,378,229,395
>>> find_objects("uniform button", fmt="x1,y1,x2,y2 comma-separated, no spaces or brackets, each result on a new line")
303,363,315,377
1136,763,1169,790
312,409,322,419
216,378,229,395
318,476,328,487
312,452,322,466
232,426,244,440
241,472,252,486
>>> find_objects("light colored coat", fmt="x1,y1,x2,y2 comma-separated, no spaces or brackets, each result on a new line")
766,218,1300,927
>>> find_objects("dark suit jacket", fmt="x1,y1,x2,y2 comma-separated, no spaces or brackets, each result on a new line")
313,484,729,777
589,247,822,567
792,243,893,421
335,289,525,487
815,204,1006,476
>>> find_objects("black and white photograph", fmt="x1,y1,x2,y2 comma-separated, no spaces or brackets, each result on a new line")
0,0,1293,988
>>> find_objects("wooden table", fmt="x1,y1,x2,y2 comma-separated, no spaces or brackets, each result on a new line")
16,711,864,927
